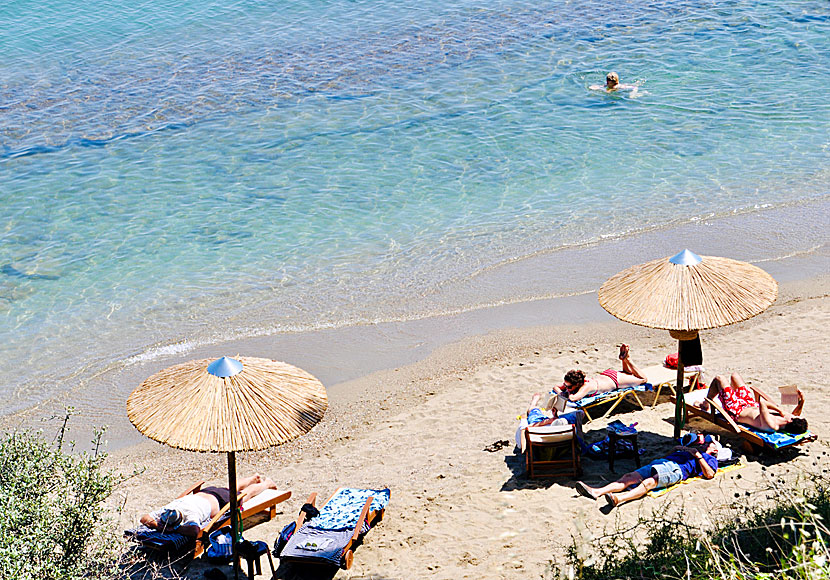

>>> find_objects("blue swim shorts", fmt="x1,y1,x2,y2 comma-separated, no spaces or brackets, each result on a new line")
527,408,549,425
634,459,683,489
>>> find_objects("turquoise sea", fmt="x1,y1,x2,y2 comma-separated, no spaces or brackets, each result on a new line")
1,0,829,418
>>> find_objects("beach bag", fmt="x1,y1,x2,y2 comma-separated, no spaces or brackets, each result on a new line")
205,526,234,563
273,502,320,556
273,521,296,557
665,352,679,369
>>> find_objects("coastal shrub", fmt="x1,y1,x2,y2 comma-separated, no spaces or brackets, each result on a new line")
558,474,830,580
0,411,125,580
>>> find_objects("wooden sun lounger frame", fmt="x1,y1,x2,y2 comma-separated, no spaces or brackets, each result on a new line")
575,388,645,422
171,481,291,558
673,383,817,454
571,365,698,422
287,489,386,570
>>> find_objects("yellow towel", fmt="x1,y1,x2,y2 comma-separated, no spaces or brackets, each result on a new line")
648,461,745,498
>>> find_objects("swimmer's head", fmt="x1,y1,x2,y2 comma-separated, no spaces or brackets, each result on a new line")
606,71,619,88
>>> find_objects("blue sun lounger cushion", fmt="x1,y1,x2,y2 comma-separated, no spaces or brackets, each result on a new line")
279,488,390,567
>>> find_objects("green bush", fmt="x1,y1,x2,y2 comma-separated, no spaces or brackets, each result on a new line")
558,475,830,580
0,411,124,580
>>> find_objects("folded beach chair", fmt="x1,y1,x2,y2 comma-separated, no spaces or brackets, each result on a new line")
676,389,816,455
524,423,582,479
642,364,700,408
277,487,390,570
125,481,291,558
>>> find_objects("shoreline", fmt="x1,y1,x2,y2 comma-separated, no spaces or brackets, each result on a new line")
4,203,828,448
105,272,830,579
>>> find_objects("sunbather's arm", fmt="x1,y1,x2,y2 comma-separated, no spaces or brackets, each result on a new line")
749,385,783,412
140,513,159,529
567,384,596,402
693,451,717,480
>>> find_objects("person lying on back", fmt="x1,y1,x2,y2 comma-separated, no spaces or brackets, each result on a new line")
699,373,807,434
574,434,723,509
140,473,277,537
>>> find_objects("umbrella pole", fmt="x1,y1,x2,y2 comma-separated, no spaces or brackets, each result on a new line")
673,340,686,439
228,451,240,580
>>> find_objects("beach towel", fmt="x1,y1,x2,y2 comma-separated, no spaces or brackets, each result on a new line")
562,383,653,409
205,526,233,563
124,525,194,553
744,427,813,449
648,461,745,498
279,488,390,567
311,488,390,532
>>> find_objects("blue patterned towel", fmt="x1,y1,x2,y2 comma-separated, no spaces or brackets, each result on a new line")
555,383,653,408
746,427,812,448
310,488,390,532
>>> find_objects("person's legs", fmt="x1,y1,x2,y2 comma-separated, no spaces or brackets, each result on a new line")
699,375,727,412
239,476,278,502
527,392,543,414
576,471,645,499
236,474,262,491
620,346,647,381
607,476,658,507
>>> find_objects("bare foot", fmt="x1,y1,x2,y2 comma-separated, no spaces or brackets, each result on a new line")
618,344,629,360
529,392,543,407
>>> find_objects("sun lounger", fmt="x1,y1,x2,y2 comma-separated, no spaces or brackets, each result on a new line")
675,389,816,454
125,481,291,558
277,487,389,570
560,384,649,422
641,364,700,408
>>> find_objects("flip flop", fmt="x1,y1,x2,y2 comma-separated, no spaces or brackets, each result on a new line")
605,494,619,509
618,344,629,360
575,481,597,500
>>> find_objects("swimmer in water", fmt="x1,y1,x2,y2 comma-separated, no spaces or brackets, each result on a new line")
590,71,639,93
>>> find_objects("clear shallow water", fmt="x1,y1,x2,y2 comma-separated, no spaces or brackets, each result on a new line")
1,0,829,413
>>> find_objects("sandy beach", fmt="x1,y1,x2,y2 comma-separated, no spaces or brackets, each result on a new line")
105,273,830,579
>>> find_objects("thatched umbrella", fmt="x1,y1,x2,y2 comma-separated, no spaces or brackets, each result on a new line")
127,356,328,579
598,249,777,438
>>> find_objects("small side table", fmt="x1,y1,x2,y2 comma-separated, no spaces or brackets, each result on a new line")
608,429,641,472
239,540,275,579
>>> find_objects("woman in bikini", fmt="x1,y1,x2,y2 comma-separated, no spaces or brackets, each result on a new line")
700,373,807,434
552,344,648,403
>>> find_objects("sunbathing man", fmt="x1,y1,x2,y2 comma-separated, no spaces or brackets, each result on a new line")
551,344,647,403
700,373,807,434
575,434,721,509
140,474,278,537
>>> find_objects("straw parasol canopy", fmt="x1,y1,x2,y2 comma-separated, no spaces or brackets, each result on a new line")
127,356,327,452
598,250,777,438
127,355,327,580
598,250,778,332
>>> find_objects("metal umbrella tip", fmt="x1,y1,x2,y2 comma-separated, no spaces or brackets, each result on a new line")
669,249,702,266
207,356,244,378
